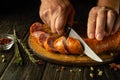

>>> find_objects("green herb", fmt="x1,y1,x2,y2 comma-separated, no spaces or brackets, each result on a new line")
14,40,23,65
13,29,23,65
16,38,39,63
13,28,39,65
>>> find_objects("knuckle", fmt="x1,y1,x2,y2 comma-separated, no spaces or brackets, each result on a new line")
89,7,97,16
91,7,98,12
40,9,49,18
108,10,116,17
57,5,65,12
57,4,69,12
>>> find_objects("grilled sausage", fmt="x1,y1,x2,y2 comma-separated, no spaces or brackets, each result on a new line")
30,22,120,55
84,28,120,54
66,37,83,54
43,36,57,52
54,36,68,54
30,22,44,34
31,31,50,47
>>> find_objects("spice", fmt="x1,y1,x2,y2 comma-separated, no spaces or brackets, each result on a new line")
89,73,94,78
1,55,5,58
1,54,6,63
0,38,12,45
78,69,81,72
2,58,6,63
110,52,114,56
98,70,103,76
70,69,73,72
37,60,43,65
97,69,103,76
90,66,94,71
56,68,60,72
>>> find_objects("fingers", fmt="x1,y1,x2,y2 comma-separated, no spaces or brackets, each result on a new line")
51,5,70,34
96,7,107,40
55,14,67,34
40,0,74,35
87,7,97,39
87,6,119,40
107,10,116,35
112,16,120,34
40,9,51,26
55,5,75,34
50,7,60,34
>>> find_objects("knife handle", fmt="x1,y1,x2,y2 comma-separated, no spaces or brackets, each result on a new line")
65,24,71,37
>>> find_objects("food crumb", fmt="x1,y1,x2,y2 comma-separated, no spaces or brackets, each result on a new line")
70,69,73,72
78,69,81,72
37,60,43,65
1,55,5,58
110,52,114,56
89,73,94,78
2,58,6,63
56,69,60,72
98,71,103,76
90,66,94,71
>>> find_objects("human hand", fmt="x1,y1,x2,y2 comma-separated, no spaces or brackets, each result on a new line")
87,6,120,40
39,0,75,35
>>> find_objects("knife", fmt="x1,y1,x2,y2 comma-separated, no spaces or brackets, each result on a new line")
65,25,103,62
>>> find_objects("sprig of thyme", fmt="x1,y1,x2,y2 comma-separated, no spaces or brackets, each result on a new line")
16,38,39,63
13,29,23,65
14,42,23,65
13,29,39,65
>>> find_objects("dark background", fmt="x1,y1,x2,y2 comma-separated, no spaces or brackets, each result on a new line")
0,0,97,25
0,0,40,14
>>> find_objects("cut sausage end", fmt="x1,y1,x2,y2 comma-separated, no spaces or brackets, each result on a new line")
44,36,57,52
54,36,69,54
66,37,83,54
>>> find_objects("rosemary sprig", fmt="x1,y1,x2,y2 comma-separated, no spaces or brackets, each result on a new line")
14,40,23,65
13,29,23,65
13,29,39,65
16,38,39,63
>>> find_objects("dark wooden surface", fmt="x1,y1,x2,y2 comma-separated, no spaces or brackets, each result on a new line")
0,1,120,80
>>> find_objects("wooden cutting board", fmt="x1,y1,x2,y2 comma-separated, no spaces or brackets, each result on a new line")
28,35,120,66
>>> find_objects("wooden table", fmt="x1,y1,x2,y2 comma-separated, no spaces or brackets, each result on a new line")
0,4,120,80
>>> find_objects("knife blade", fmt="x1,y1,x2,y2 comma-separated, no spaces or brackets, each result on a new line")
65,25,103,62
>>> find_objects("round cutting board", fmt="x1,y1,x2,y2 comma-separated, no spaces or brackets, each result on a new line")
28,35,119,66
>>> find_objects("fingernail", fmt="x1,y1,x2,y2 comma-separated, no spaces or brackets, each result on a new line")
88,33,94,39
96,34,103,40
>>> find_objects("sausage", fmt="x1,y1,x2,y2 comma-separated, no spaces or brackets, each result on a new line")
31,31,50,47
84,28,120,54
54,36,84,54
43,36,57,52
39,32,50,47
30,22,44,34
54,36,69,54
66,37,83,54
30,22,120,55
